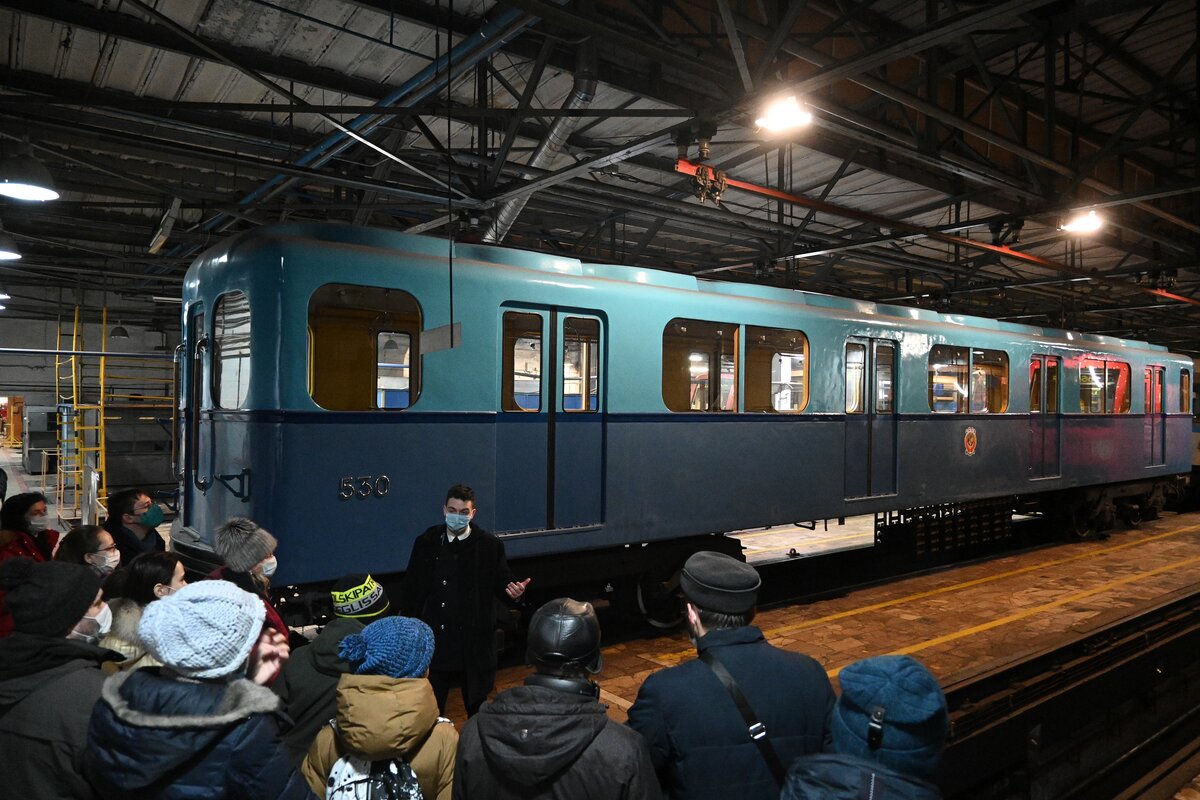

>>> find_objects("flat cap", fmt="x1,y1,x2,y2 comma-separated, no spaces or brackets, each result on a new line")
680,551,761,614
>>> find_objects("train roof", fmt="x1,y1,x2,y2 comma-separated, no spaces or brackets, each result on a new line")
192,223,1180,358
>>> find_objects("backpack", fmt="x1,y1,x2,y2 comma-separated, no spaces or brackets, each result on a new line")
326,752,423,800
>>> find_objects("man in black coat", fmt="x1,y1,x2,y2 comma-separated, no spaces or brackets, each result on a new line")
401,483,529,716
626,551,836,800
454,597,661,800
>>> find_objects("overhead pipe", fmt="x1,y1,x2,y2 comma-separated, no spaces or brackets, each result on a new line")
176,4,560,253
484,44,597,244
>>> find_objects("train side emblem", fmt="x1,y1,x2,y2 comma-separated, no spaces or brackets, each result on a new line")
964,427,978,456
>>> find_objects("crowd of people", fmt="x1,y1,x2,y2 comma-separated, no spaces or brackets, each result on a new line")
0,483,950,799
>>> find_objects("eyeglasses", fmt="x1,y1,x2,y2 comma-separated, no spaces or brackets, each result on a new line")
92,544,118,555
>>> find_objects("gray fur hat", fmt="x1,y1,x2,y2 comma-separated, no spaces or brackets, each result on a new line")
214,517,277,573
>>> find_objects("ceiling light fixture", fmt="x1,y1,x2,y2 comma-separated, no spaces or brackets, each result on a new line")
755,95,813,133
0,292,9,300
1059,209,1102,234
0,223,20,261
0,140,59,202
110,320,130,339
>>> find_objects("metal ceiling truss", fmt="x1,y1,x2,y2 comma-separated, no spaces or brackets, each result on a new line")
0,0,1195,349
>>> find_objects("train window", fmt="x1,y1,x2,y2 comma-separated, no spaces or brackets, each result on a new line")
969,349,1009,413
376,333,412,409
662,318,737,412
213,292,251,409
308,284,422,411
562,317,599,412
745,326,807,413
1079,358,1130,413
1182,370,1191,413
928,345,968,413
846,343,866,414
875,343,895,413
1046,358,1059,413
503,312,542,412
1029,360,1041,412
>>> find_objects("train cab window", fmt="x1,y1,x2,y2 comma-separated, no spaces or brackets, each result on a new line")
845,343,866,414
562,317,599,412
969,349,1009,413
745,326,808,413
213,292,251,409
308,284,422,411
928,345,968,413
503,312,542,412
1182,370,1191,413
662,318,737,412
876,343,896,412
1079,358,1130,413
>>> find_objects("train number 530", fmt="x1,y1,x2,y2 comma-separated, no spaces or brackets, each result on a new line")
338,475,391,500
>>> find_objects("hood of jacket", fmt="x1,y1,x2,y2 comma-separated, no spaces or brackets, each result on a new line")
88,667,282,791
473,684,608,789
0,632,116,712
310,617,363,676
332,673,441,760
783,753,942,800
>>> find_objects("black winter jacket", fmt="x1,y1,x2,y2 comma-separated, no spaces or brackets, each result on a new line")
626,626,835,800
86,668,316,800
0,633,119,800
274,616,363,761
783,753,942,800
454,682,662,800
401,524,515,669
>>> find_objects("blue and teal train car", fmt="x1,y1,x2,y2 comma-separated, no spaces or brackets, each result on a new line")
173,223,1192,593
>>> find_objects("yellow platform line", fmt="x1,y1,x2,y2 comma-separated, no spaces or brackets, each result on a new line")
826,553,1200,678
643,523,1200,666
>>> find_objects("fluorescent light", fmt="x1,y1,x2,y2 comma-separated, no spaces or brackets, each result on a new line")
755,96,813,133
1060,209,1102,234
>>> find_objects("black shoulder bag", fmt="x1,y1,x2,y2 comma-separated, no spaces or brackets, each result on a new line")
698,649,788,787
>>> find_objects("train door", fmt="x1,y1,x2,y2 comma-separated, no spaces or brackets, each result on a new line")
1145,366,1166,466
495,308,605,532
182,306,209,526
1028,355,1061,478
844,339,897,498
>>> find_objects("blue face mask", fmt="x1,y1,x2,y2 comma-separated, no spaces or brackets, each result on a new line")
138,505,164,528
445,513,470,532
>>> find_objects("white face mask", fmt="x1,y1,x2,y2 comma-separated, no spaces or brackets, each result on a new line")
88,551,121,577
260,555,278,578
68,603,113,644
26,516,48,534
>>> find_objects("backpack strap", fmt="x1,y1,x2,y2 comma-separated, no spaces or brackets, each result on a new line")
698,649,788,787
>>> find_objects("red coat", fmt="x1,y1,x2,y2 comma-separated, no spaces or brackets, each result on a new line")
0,532,47,638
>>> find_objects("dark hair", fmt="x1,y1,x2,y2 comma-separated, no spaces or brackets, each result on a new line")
695,605,755,631
119,552,183,606
0,492,47,532
106,488,148,522
54,525,109,565
445,484,476,505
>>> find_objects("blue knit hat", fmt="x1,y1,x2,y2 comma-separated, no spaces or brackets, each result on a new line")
831,655,948,780
339,616,434,679
139,580,266,679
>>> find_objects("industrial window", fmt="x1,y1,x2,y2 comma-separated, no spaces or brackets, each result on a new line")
846,343,866,414
308,284,422,411
1078,358,1130,413
503,312,542,412
213,292,251,409
970,349,1009,413
662,318,737,412
928,345,1008,413
745,326,808,413
1182,370,1191,413
562,317,599,412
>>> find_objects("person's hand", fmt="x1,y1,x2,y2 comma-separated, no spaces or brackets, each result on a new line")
505,578,531,601
247,629,290,686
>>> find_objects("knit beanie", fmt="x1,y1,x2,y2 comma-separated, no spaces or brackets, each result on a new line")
330,573,391,619
831,655,948,780
214,517,278,573
339,616,434,679
0,557,101,636
139,580,266,679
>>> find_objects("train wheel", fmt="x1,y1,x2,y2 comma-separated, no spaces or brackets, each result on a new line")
1118,504,1142,528
636,573,683,629
1065,505,1094,540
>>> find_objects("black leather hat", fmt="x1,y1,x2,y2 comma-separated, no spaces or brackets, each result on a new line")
526,597,603,674
680,551,761,614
